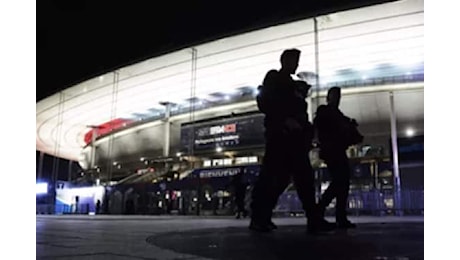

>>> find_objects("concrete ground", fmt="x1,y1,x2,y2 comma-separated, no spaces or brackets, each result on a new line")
36,215,423,260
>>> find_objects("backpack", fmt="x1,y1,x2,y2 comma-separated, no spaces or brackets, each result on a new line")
256,70,278,114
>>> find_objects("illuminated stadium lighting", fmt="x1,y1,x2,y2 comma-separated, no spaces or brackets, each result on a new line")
397,56,423,67
36,183,48,195
138,109,153,115
356,63,375,71
322,70,335,77
406,128,415,137
69,186,105,197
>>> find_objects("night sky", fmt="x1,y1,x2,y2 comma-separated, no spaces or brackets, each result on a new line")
37,0,394,102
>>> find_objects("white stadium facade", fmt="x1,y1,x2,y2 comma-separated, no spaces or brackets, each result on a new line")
36,0,423,214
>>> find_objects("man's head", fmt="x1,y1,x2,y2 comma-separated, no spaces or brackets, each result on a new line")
327,86,341,108
280,49,300,75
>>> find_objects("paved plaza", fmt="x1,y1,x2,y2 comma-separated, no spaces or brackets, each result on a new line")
37,215,423,260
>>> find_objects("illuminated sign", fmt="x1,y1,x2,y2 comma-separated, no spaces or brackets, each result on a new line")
197,123,237,137
199,167,241,178
194,134,239,145
180,113,265,152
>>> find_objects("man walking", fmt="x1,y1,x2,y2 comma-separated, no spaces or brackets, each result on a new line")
250,49,335,234
314,86,363,228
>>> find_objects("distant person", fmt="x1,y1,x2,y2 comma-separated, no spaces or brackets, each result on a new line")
230,172,248,219
250,48,335,233
212,191,219,216
126,199,135,215
103,195,109,214
75,196,80,214
314,86,363,228
96,200,101,214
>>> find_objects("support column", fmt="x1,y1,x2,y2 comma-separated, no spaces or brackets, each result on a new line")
38,151,44,180
313,17,321,113
106,70,120,182
91,128,97,169
306,96,313,123
51,91,65,214
312,19,322,204
86,125,99,170
68,160,73,182
389,91,402,215
190,47,199,216
161,102,172,157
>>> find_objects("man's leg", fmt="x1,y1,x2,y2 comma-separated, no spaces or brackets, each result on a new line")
291,156,316,220
318,180,338,217
267,165,291,228
334,156,352,225
250,136,288,231
250,161,272,227
291,153,335,233
325,154,355,228
318,159,340,218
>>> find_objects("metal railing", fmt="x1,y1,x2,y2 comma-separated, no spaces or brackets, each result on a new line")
37,189,423,216
273,189,423,216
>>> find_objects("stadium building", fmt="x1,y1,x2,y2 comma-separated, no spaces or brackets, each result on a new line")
36,0,423,215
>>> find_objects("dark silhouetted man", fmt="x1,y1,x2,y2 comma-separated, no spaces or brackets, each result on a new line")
314,86,363,228
250,49,335,233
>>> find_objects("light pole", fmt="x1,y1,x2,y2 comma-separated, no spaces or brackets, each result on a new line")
160,101,172,158
389,92,402,216
86,125,101,169
38,151,44,180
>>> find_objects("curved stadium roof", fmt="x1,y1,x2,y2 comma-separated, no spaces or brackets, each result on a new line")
36,0,424,162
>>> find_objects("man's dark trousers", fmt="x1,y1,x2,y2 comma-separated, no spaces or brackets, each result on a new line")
251,131,317,225
318,151,351,223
